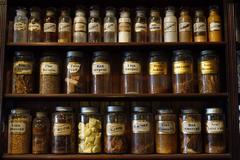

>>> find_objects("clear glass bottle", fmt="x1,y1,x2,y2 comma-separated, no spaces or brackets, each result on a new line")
194,9,207,42
73,8,87,43
88,6,101,43
14,8,28,43
58,8,72,43
134,7,147,43
164,7,177,42
104,7,117,42
179,8,192,42
43,8,57,42
28,7,41,42
118,8,131,42
149,8,162,43
208,6,222,42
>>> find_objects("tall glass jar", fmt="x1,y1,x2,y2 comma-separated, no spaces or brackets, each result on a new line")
92,51,111,94
155,109,177,154
43,8,57,42
180,109,202,154
164,7,177,42
134,7,147,43
208,6,222,42
198,50,219,93
58,8,72,43
104,106,128,153
14,8,28,43
121,52,142,94
148,51,170,93
148,8,162,43
12,51,34,94
205,108,226,153
193,9,207,42
131,106,154,154
88,6,101,43
73,8,87,43
118,8,131,42
28,7,41,42
104,7,117,42
52,107,75,154
172,50,194,93
179,8,192,42
32,112,50,154
78,107,102,153
8,108,31,154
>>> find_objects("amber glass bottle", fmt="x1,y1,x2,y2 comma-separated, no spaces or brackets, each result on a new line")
208,6,222,42
179,8,192,42
58,8,72,43
194,9,207,42
43,8,57,42
134,7,147,43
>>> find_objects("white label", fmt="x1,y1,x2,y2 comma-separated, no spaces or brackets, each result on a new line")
88,22,100,32
67,62,81,73
14,22,27,31
53,123,71,136
182,121,201,134
74,23,86,32
206,120,224,134
210,22,221,31
59,22,71,32
104,23,116,32
149,22,161,32
157,121,176,134
44,23,56,32
119,32,131,42
28,23,41,32
92,62,110,75
14,61,33,74
132,120,150,133
119,18,131,23
123,61,141,74
107,123,125,136
9,122,26,134
135,23,147,32
40,62,59,75
75,17,86,23
179,22,191,32
164,22,177,32
194,22,206,33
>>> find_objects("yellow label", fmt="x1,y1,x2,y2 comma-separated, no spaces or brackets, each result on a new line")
206,120,224,134
9,122,26,134
173,61,192,74
157,121,176,134
200,60,218,74
149,62,167,75
106,123,125,136
40,62,59,75
132,120,150,133
53,123,71,136
14,61,33,74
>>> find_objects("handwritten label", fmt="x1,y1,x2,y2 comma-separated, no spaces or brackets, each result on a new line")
28,23,41,32
59,22,71,32
107,123,125,136
132,120,150,133
67,62,81,74
179,22,191,32
41,62,59,75
182,121,201,134
123,61,141,74
44,23,56,32
9,122,26,134
206,120,224,134
164,22,177,32
92,62,110,75
210,22,221,31
14,61,33,74
149,22,161,32
157,121,176,134
53,123,71,136
104,23,116,32
14,22,27,31
173,61,192,74
194,22,206,33
200,60,218,74
135,23,147,32
88,22,100,32
149,62,167,75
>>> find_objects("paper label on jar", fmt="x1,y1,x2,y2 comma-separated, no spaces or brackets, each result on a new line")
44,23,56,33
28,23,41,32
88,22,100,33
9,122,26,134
194,22,206,33
67,62,81,74
149,62,167,75
210,22,221,31
135,23,147,32
14,22,27,31
74,22,86,32
59,22,71,32
179,22,191,32
123,61,141,74
119,21,131,32
104,23,116,32
157,121,176,134
106,123,125,136
53,123,71,136
173,61,192,74
75,17,86,23
200,60,218,74
149,22,161,32
132,120,150,133
119,32,131,42
40,62,59,75
206,120,224,134
14,61,33,74
164,22,177,33
182,121,201,134
92,62,110,75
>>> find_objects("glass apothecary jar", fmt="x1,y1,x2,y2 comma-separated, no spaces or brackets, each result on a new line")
28,7,41,42
88,6,102,43
43,7,57,42
14,8,28,43
58,8,72,43
73,7,87,43
198,50,219,93
104,106,128,153
155,109,177,154
180,109,202,154
148,8,162,43
78,107,102,153
8,108,32,154
208,6,222,42
51,107,75,154
193,9,207,42
205,108,226,153
104,7,117,42
118,8,131,43
131,106,154,154
134,7,147,43
12,51,34,94
172,50,194,93
179,8,192,42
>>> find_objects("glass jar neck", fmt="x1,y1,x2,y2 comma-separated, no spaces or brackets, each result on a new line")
210,10,219,16
90,10,99,17
120,11,130,18
46,11,55,17
150,11,160,17
136,11,145,17
76,11,85,17
16,10,27,16
166,10,175,16
106,10,115,17
30,12,40,18
180,11,189,16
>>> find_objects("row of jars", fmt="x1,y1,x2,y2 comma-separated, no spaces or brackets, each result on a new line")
8,106,226,154
12,50,220,94
12,5,222,43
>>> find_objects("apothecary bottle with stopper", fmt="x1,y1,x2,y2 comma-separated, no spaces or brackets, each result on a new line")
208,6,222,42
149,8,162,42
88,6,101,43
118,8,131,42
104,7,117,42
43,8,57,42
164,7,177,42
179,8,192,42
14,8,28,43
58,8,72,43
28,7,41,42
73,7,87,43
134,7,147,43
193,9,207,42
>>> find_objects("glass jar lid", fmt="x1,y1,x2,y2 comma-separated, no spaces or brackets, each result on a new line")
107,106,124,112
14,51,33,58
11,108,29,114
120,7,130,18
150,8,160,17
56,106,73,112
181,109,199,114
81,107,98,114
123,51,139,58
90,6,100,17
132,106,148,112
67,51,84,58
200,50,216,56
106,7,116,16
173,50,191,57
46,7,56,16
206,108,223,114
36,112,47,117
93,51,109,58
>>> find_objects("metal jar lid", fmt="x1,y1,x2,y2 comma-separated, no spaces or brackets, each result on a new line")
14,51,33,58
81,107,97,114
56,106,72,112
107,106,124,112
93,51,109,58
123,51,139,58
132,106,148,113
66,51,84,58
36,112,47,117
11,108,29,114
181,108,199,114
200,50,216,56
157,108,173,114
206,108,223,114
173,50,191,57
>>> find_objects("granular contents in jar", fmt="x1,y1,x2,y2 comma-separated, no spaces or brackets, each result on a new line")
104,136,128,153
199,75,219,93
173,78,194,93
13,75,33,94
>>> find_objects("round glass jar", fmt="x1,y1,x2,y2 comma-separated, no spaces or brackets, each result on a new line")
155,109,177,154
178,8,192,42
8,108,32,154
131,106,154,154
193,9,207,42
148,8,162,43
43,7,57,42
205,108,226,153
104,106,128,153
198,50,219,93
51,107,75,154
78,107,102,153
12,51,34,94
134,7,147,43
208,6,222,42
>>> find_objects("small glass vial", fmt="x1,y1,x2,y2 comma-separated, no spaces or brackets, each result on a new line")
164,7,177,42
172,50,194,93
179,8,192,42
78,107,102,153
43,8,57,42
198,50,219,93
73,8,87,43
205,108,226,153
32,112,50,154
104,106,128,153
14,8,28,43
148,51,170,93
193,9,207,42
92,51,111,94
131,106,154,154
134,7,147,43
58,8,72,43
180,109,202,154
156,109,177,154
28,7,41,42
104,7,117,42
88,6,101,43
121,52,142,94
148,8,162,43
208,6,222,42
118,8,131,42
